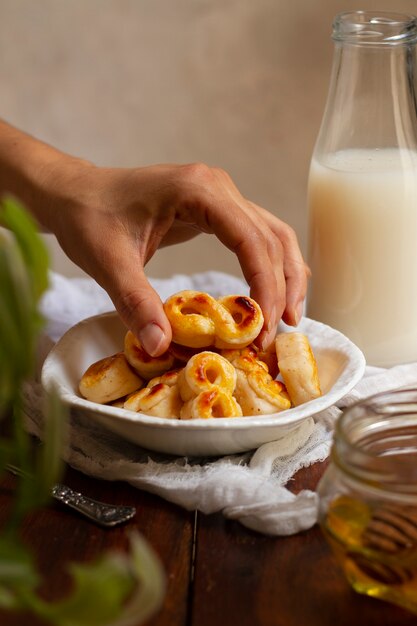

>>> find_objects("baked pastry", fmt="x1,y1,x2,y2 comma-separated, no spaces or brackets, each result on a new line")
220,343,279,379
146,369,181,388
177,351,236,401
275,332,321,406
230,352,290,415
79,352,143,404
124,370,182,418
168,342,206,363
124,384,182,419
109,397,126,408
78,289,322,420
180,388,242,420
234,369,290,415
124,330,175,380
164,290,263,349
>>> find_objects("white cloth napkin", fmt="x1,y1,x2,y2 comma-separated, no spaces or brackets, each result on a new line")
23,271,417,536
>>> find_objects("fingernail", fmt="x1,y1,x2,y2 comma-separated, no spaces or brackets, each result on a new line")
267,309,278,334
294,301,304,326
138,323,166,356
260,337,270,352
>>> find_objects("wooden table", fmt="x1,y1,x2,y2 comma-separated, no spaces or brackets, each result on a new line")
0,459,415,626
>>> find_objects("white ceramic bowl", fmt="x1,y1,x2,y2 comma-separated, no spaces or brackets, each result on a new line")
41,312,366,457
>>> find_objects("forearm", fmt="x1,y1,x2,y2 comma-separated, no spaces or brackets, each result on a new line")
0,119,91,231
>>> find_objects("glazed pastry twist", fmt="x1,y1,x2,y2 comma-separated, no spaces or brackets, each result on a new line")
234,369,290,415
124,330,175,380
180,388,242,420
79,352,143,404
164,290,264,349
230,353,290,416
220,344,279,379
275,332,322,406
177,351,237,401
124,370,183,419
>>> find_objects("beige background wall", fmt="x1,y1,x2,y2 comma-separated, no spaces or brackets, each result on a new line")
1,0,416,280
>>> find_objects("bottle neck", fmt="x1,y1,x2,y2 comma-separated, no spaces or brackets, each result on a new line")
315,12,417,158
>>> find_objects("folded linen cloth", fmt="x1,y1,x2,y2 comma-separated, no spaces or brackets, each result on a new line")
23,271,417,536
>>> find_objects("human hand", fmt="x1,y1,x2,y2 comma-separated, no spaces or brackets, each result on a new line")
44,161,309,356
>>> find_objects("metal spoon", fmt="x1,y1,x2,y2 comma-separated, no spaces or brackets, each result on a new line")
6,464,136,527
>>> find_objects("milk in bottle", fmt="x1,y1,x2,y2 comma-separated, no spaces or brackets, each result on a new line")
307,12,417,366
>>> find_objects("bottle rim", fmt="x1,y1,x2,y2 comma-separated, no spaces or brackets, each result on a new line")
333,10,417,46
333,387,417,495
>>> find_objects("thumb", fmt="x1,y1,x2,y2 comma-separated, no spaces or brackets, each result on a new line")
105,266,172,357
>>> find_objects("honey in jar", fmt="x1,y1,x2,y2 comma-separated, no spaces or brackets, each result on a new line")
318,388,417,615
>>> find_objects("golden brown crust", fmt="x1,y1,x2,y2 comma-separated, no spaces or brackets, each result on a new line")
79,352,143,404
275,332,322,406
180,388,242,420
124,330,175,380
79,292,322,419
124,382,182,419
163,290,263,349
177,351,237,401
231,355,291,416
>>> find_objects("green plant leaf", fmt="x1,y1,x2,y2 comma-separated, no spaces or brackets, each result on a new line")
0,197,48,416
0,195,49,302
33,532,165,626
0,198,166,626
36,384,68,502
0,536,40,610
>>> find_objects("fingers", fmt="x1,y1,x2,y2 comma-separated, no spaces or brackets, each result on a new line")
188,169,283,325
203,206,285,345
53,162,308,359
247,201,309,328
187,186,296,347
115,283,172,357
254,235,285,350
99,249,173,357
53,199,174,357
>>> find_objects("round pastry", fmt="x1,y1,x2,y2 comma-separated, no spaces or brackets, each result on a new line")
164,290,263,349
220,343,278,378
231,355,290,416
79,352,143,404
124,330,175,380
124,382,182,419
180,388,243,420
221,348,269,375
177,351,236,401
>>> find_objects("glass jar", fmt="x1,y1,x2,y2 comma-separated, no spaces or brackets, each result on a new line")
307,11,417,367
317,388,417,615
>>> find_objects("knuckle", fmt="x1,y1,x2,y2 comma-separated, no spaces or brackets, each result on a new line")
212,165,230,181
279,223,298,246
245,227,267,247
179,162,213,185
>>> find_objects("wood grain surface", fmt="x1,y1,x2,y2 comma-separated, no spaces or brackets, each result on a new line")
0,461,416,625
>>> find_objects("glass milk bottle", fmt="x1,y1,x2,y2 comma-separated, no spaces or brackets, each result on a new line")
307,11,417,367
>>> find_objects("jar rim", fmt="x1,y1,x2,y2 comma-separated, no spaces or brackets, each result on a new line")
333,10,417,46
334,387,417,492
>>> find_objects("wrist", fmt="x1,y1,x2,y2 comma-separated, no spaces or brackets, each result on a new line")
0,119,95,233
33,154,96,234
